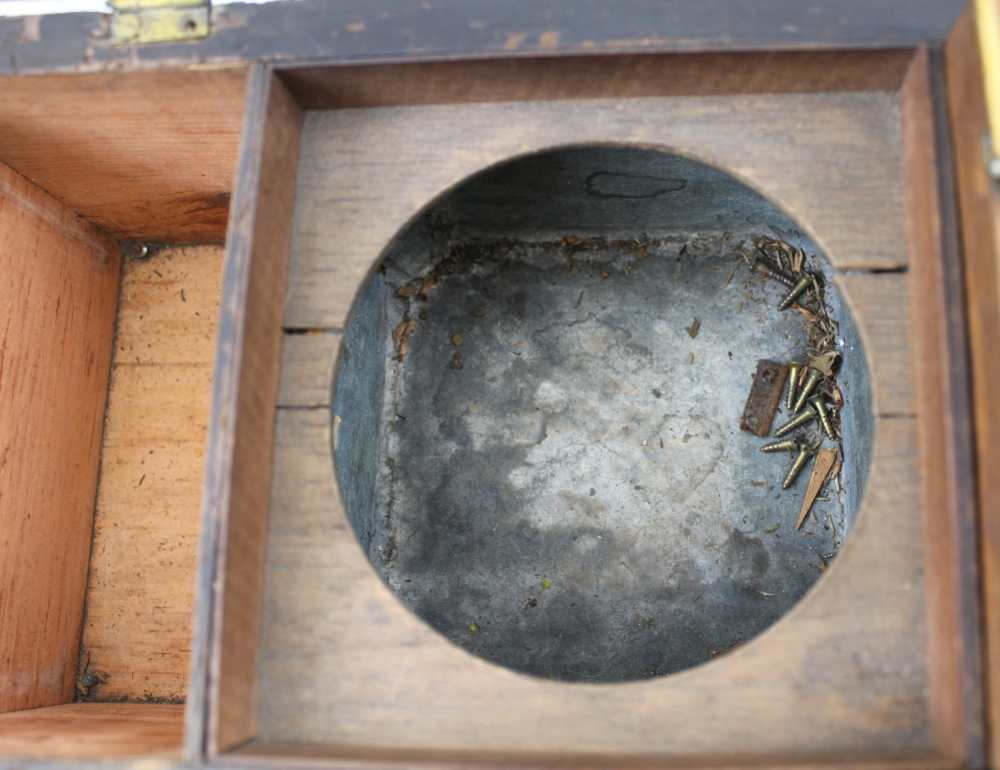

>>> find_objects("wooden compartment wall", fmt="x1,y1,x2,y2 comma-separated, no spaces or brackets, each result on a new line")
0,67,247,760
0,10,996,770
199,48,982,770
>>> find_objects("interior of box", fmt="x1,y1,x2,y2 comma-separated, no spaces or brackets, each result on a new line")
0,44,982,767
0,66,244,760
216,48,976,766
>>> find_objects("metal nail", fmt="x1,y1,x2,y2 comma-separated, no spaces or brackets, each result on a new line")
778,274,812,311
782,446,813,489
760,438,798,453
810,397,836,439
773,404,817,437
792,368,822,413
786,362,801,410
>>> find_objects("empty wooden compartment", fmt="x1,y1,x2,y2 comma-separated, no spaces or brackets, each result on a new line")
0,67,247,760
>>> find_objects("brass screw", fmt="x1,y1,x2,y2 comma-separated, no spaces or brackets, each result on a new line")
760,438,798,453
786,362,801,410
751,256,795,287
792,368,822,413
773,404,817,437
778,274,812,311
810,397,836,439
782,445,813,489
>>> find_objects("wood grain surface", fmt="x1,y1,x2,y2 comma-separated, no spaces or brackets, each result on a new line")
0,67,247,242
282,50,912,109
81,245,223,703
0,0,967,77
0,703,183,759
246,85,937,759
285,91,906,331
944,9,1000,768
278,333,341,409
256,405,928,757
0,162,121,713
193,66,303,757
901,48,984,766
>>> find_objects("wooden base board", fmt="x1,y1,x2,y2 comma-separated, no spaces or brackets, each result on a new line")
0,703,184,759
81,245,224,702
249,88,930,758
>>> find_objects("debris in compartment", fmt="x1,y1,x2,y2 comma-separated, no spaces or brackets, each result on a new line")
796,448,840,529
739,359,788,437
760,438,797,453
782,443,813,489
74,653,108,701
773,403,817,437
739,234,845,532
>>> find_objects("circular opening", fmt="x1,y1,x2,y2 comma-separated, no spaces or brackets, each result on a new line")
332,145,873,682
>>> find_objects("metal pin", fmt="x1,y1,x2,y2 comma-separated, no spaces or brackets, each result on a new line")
760,438,798,453
773,404,816,437
810,397,836,439
786,362,801,410
792,368,822,413
782,446,813,489
778,274,812,311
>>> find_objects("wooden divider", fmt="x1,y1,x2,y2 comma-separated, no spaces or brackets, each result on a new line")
0,161,121,711
186,65,303,758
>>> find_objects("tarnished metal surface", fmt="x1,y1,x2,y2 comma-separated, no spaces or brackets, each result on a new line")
740,359,788,437
333,146,873,682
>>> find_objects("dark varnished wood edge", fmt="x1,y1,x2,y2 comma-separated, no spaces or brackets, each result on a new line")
943,7,1000,768
185,63,302,761
0,0,967,77
901,47,985,766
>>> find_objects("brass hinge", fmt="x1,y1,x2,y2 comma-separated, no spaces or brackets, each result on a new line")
109,0,210,45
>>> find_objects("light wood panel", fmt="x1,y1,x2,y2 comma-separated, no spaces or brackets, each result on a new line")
81,245,223,702
285,90,906,332
945,9,1000,768
278,333,341,409
191,66,303,758
0,703,183,759
900,48,983,765
0,67,247,242
0,162,121,712
281,49,913,109
257,404,928,756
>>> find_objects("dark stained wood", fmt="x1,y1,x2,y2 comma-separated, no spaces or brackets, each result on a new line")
0,0,966,76
279,49,913,110
186,64,303,760
0,161,121,713
0,67,247,242
944,9,1000,769
899,46,984,766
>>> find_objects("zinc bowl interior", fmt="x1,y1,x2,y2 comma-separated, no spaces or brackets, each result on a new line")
332,145,873,682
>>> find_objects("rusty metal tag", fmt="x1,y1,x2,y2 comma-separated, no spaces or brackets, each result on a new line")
740,359,788,437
